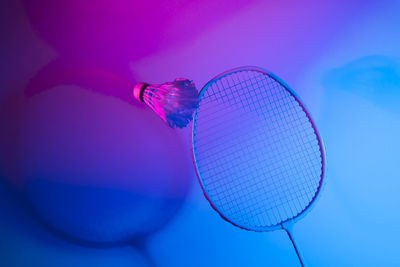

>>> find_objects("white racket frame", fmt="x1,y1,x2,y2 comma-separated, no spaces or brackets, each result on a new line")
191,66,326,232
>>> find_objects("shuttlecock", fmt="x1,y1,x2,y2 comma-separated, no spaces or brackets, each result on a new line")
133,78,199,128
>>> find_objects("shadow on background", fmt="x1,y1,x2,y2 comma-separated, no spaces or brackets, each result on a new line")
0,57,193,266
323,55,400,112
0,176,153,267
21,0,255,62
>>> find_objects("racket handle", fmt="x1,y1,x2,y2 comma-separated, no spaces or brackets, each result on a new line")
281,222,305,267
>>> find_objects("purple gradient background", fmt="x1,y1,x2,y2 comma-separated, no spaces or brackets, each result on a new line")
1,0,400,266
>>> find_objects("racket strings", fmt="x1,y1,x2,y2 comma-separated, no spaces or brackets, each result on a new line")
193,70,323,229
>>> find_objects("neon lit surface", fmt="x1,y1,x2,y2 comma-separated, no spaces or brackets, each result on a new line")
1,0,400,266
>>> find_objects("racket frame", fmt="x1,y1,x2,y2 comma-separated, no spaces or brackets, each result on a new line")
191,66,326,232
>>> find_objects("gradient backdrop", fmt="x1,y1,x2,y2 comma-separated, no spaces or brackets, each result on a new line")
1,0,400,266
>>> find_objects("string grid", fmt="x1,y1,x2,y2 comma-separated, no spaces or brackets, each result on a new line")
192,69,323,229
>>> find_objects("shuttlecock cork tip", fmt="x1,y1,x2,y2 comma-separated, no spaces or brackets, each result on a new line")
133,82,149,102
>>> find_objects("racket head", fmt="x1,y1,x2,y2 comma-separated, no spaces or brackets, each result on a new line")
191,66,326,231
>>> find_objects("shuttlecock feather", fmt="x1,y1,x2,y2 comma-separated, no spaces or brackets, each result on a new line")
133,79,199,128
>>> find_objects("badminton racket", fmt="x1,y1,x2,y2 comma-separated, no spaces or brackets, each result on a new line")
191,66,325,266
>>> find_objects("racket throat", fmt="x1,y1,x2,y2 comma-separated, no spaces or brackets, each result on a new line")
281,222,305,267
